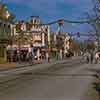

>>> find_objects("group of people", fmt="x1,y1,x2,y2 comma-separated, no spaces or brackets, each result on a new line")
6,49,34,63
83,50,100,64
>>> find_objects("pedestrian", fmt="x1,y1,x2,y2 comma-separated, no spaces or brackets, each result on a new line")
48,56,50,63
94,52,98,64
7,50,11,63
94,52,100,64
90,50,94,64
17,50,21,63
28,52,34,64
46,52,49,62
84,51,90,64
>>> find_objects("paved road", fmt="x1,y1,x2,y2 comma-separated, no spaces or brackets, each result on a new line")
0,59,98,100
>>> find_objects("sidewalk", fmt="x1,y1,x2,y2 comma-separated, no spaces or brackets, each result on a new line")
0,62,32,71
0,56,82,71
0,56,83,83
0,60,46,71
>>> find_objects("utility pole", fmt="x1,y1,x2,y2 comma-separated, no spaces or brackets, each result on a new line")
57,19,64,60
47,25,51,62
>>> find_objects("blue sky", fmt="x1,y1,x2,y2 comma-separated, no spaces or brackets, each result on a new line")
2,0,94,34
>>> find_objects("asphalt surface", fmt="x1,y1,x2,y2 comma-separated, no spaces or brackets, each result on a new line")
0,59,98,100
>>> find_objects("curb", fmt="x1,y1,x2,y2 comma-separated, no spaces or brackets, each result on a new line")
0,57,83,83
0,56,83,72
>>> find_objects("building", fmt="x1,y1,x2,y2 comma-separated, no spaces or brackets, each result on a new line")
0,2,15,63
12,16,50,61
63,32,71,54
6,14,73,61
49,32,72,59
29,16,49,60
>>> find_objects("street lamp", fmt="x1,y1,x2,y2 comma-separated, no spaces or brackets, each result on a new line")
57,19,64,26
57,19,64,60
57,19,64,33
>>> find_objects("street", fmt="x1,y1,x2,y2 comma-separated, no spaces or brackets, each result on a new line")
0,58,98,100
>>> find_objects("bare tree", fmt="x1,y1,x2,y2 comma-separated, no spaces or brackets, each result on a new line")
85,0,100,49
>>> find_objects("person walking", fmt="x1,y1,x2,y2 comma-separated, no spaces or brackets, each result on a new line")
28,51,33,64
94,52,100,64
84,51,90,64
90,50,94,64
46,52,49,63
28,46,34,64
7,50,11,63
17,50,21,63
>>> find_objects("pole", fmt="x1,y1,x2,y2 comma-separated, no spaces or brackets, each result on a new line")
57,25,61,59
57,24,62,60
47,25,51,62
10,24,14,63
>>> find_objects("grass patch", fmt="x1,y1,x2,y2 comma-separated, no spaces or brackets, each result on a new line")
82,85,98,100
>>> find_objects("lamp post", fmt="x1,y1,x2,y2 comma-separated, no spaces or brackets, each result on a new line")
57,19,64,60
47,25,51,62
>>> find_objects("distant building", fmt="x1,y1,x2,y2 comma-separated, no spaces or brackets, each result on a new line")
0,2,14,63
11,16,50,60
49,32,72,59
